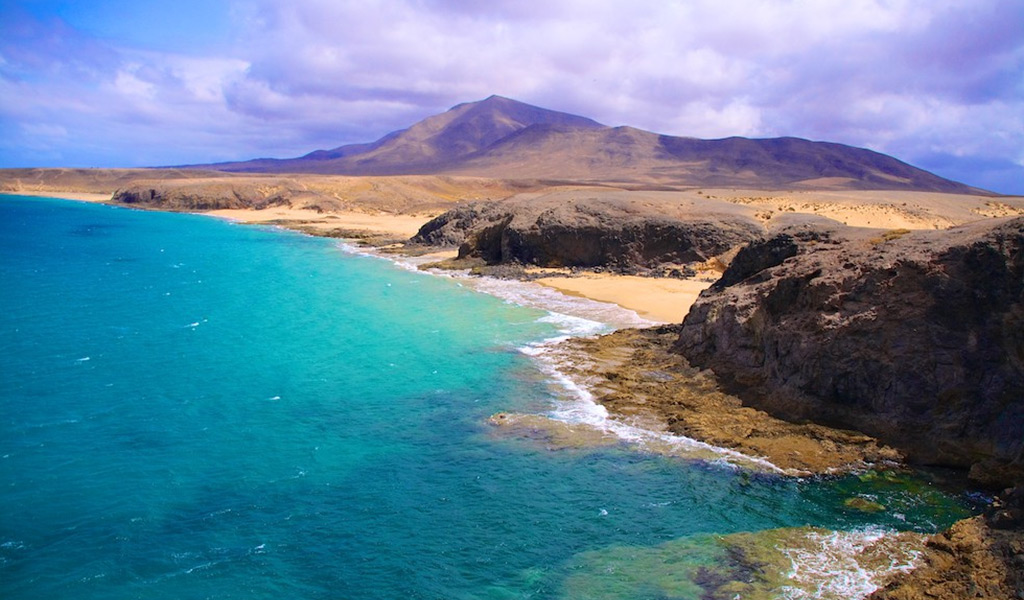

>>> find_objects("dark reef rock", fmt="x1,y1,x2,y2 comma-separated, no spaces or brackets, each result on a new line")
677,217,1024,488
412,191,764,273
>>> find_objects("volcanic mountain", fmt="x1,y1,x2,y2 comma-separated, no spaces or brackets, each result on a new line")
199,95,981,193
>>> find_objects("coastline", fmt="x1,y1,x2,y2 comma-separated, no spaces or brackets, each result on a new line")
6,193,912,474
9,191,1013,599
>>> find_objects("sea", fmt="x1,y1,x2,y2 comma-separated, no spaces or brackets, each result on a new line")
0,194,980,599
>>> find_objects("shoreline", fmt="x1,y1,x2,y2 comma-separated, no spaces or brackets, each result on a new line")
5,193,970,477
11,190,1012,598
11,193,911,474
491,326,904,476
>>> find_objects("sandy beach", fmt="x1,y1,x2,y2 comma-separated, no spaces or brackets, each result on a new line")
205,207,435,239
3,190,114,203
533,273,714,324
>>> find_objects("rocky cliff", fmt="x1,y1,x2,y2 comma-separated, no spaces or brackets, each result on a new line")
676,217,1024,488
412,190,764,273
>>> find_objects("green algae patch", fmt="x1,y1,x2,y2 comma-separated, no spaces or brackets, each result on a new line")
559,533,726,600
845,496,887,512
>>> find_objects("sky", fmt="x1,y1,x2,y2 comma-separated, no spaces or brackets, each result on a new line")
1,0,1022,194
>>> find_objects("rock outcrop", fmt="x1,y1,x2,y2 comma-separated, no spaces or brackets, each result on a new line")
676,217,1024,488
107,175,524,215
412,190,764,273
870,486,1024,600
112,180,294,211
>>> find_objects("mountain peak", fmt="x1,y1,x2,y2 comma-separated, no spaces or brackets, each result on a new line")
307,95,606,171
446,95,604,128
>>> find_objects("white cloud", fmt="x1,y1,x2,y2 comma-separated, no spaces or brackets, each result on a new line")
0,0,1021,192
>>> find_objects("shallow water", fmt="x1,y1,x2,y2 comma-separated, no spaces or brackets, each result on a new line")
0,195,976,599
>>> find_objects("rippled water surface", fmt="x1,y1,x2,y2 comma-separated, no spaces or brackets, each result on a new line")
0,195,976,599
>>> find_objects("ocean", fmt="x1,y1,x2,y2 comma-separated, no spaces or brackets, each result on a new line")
0,195,977,599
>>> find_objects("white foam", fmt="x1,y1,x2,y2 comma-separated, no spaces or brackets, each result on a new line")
521,338,790,474
468,276,652,331
779,527,922,600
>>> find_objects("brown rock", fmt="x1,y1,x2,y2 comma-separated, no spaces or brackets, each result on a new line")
677,217,1024,488
870,486,1024,599
412,190,764,273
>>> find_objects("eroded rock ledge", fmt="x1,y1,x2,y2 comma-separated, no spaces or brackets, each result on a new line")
558,326,902,474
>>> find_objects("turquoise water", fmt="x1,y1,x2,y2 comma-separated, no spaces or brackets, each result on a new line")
0,195,975,599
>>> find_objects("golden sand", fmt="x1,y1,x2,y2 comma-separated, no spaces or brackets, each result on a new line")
534,273,713,324
205,207,433,239
3,190,113,203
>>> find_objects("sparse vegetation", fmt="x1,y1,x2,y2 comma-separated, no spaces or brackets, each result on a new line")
869,228,912,245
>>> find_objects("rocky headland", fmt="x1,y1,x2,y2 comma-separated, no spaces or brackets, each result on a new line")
476,207,1023,598
411,188,764,274
676,216,1024,488
551,214,1022,599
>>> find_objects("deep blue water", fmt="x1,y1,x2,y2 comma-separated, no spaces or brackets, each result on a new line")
0,195,975,599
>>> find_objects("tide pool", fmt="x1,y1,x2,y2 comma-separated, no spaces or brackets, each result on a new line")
0,195,976,599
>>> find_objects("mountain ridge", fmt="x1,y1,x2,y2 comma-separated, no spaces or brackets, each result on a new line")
193,95,985,194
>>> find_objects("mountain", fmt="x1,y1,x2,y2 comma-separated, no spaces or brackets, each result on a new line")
197,95,983,193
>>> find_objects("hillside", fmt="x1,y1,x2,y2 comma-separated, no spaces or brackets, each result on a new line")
197,95,986,194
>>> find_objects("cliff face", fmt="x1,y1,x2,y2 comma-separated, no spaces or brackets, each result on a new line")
676,217,1024,487
412,191,764,272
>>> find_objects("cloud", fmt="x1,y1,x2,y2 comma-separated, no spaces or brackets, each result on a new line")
0,0,1021,193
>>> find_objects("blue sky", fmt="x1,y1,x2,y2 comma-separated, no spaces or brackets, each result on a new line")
1,0,1022,194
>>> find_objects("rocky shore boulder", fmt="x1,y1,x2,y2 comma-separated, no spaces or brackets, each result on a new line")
676,217,1024,487
411,190,764,273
